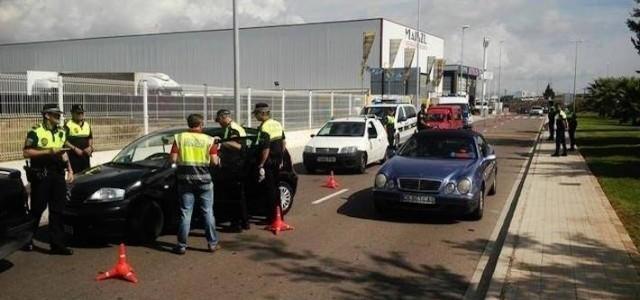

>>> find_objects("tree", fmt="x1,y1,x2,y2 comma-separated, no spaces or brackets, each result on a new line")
628,0,640,71
543,83,555,100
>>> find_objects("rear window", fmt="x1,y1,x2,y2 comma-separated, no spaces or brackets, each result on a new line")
362,106,396,118
317,122,366,137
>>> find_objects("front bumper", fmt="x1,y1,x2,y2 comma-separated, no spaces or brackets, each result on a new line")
373,189,479,214
303,152,362,169
62,201,130,237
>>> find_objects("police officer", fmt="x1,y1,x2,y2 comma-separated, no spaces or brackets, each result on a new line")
215,109,250,231
169,114,220,255
568,110,578,151
383,108,397,149
253,103,286,224
64,104,93,173
22,104,74,255
547,102,556,141
552,103,569,157
417,103,428,131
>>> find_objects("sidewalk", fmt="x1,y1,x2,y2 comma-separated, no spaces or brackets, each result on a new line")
488,138,640,299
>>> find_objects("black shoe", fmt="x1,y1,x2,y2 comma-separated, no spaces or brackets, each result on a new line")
561,152,568,156
21,242,33,252
50,247,73,255
551,153,560,157
172,246,186,255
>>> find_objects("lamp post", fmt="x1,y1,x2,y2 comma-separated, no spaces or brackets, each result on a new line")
233,0,241,121
571,40,583,112
460,25,470,95
416,0,421,106
480,37,490,118
498,40,504,100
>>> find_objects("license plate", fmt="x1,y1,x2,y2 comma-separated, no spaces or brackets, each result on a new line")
63,224,74,235
402,194,436,204
317,156,336,163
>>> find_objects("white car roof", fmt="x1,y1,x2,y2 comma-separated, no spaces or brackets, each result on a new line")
329,117,367,123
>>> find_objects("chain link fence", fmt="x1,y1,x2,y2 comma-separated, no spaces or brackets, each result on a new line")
0,73,364,161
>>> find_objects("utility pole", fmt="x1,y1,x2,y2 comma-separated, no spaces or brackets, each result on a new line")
571,40,583,112
460,25,470,95
415,0,421,106
498,40,504,100
233,0,241,121
481,37,490,118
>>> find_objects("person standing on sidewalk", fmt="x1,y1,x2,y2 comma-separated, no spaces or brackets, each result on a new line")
22,104,75,255
568,110,578,151
216,109,250,231
552,103,568,157
170,114,220,255
547,103,556,141
64,104,93,173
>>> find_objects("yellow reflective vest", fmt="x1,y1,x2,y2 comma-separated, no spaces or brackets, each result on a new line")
31,123,66,149
65,120,91,138
174,131,215,184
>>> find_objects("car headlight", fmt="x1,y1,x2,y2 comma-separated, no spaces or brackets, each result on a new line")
457,178,472,194
340,146,358,153
444,182,456,194
375,174,387,188
86,188,125,203
304,146,314,153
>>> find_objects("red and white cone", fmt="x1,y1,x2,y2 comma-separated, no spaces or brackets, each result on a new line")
323,171,339,189
265,205,293,235
96,243,138,283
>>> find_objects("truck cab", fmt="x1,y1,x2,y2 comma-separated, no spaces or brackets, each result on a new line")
426,105,464,130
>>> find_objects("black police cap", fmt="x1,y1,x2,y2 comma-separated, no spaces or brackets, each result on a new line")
253,102,270,112
71,104,85,113
42,104,63,114
216,109,231,120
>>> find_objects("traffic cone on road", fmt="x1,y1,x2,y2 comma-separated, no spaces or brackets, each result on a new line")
323,171,339,189
265,206,293,235
96,243,138,283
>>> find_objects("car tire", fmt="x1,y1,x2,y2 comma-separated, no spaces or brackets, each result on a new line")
129,200,164,243
279,181,294,215
488,170,497,196
357,153,367,174
469,188,485,221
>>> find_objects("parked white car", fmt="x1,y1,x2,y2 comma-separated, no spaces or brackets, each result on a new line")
303,117,389,173
360,100,418,147
529,106,544,116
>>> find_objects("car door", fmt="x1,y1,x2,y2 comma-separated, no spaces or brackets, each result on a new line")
396,106,407,144
366,120,384,161
475,136,496,188
404,105,418,133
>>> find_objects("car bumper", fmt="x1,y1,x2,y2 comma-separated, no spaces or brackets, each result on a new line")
303,152,362,169
62,201,129,237
373,189,479,214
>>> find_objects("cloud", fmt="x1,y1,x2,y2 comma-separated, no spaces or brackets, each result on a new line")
0,0,637,94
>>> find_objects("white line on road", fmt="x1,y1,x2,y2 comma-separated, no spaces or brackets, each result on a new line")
515,116,521,119
312,189,349,205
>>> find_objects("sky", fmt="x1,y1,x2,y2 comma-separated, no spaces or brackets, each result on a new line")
0,0,638,94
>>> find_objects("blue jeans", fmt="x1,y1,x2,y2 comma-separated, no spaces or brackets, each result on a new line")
177,183,218,249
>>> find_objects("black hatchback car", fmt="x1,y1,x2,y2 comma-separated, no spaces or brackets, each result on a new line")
63,127,298,242
0,168,36,259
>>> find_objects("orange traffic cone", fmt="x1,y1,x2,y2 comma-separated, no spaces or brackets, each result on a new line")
265,205,293,235
323,171,339,189
96,243,138,283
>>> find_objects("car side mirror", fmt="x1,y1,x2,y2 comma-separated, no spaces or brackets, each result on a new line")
485,154,496,161
369,133,377,139
310,134,315,138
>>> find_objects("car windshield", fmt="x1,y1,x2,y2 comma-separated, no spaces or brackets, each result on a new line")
399,135,477,160
112,131,177,168
317,122,365,137
428,113,447,121
362,107,396,118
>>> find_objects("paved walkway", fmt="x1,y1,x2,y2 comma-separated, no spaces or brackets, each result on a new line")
488,137,640,299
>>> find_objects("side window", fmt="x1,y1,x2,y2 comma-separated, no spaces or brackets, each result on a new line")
405,106,417,118
367,122,378,138
476,136,488,157
397,107,407,121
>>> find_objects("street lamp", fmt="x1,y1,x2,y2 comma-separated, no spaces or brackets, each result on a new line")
233,0,241,121
571,40,583,112
460,25,470,96
498,40,504,101
416,0,422,106
480,37,490,118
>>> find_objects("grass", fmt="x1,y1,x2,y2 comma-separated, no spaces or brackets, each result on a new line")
577,114,640,249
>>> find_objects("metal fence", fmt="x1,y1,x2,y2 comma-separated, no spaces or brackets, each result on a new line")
0,73,364,161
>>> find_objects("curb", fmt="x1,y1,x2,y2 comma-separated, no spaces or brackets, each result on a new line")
463,122,544,300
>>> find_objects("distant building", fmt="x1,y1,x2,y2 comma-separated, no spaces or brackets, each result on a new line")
441,64,480,104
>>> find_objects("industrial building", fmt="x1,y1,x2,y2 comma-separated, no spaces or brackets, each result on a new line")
0,18,444,101
442,64,480,104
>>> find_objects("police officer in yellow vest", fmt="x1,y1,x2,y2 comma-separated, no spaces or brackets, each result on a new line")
22,104,75,255
383,108,397,149
64,104,93,173
170,114,220,255
215,109,250,231
254,103,286,223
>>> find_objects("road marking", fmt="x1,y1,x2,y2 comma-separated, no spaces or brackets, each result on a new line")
312,189,349,205
515,116,521,119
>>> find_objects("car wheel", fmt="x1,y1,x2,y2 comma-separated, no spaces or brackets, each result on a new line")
129,200,164,243
488,170,497,196
357,153,367,174
279,181,294,215
469,188,485,220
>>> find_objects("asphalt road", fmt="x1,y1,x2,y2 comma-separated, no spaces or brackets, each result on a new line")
0,115,544,300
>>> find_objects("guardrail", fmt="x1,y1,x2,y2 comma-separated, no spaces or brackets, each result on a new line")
0,73,365,161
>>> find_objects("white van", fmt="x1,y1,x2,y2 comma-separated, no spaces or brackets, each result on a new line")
360,100,418,147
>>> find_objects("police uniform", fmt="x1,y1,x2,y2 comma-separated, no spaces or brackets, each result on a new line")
218,111,249,230
384,114,396,148
417,106,428,131
171,128,219,253
256,112,286,221
568,111,578,151
23,105,72,254
64,105,93,173
553,108,568,156
547,106,556,140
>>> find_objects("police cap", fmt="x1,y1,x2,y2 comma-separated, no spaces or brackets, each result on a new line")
42,103,63,114
215,109,231,121
71,104,85,113
253,102,270,113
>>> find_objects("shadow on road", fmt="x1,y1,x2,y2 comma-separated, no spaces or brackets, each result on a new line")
336,188,461,225
0,259,14,274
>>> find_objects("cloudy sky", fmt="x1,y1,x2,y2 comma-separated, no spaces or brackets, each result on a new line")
0,0,638,94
